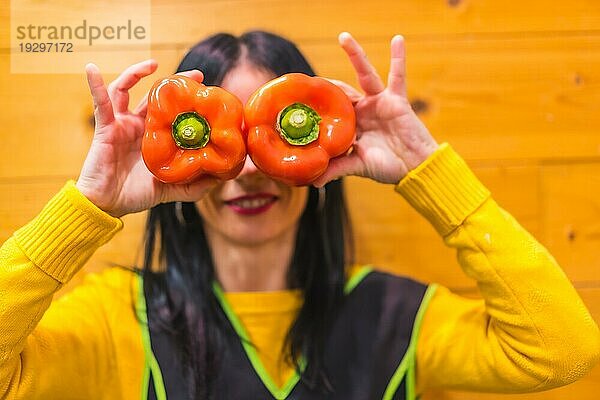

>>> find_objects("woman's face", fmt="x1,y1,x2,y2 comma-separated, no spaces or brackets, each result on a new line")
196,63,309,246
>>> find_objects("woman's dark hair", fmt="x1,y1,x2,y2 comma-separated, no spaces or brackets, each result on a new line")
141,31,354,398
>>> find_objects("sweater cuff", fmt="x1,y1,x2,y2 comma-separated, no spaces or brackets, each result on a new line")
395,143,491,237
13,180,123,283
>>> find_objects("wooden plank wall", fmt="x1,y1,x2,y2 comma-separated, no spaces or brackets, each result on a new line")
1,0,599,398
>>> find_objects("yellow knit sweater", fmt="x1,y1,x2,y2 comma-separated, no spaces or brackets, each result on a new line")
0,144,598,399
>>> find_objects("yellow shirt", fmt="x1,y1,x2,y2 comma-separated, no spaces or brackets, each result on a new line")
1,144,599,399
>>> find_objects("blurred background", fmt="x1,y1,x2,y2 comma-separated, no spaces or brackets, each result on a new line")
1,0,599,398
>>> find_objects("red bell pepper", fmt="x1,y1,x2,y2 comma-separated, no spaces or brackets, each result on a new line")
244,73,356,186
142,75,246,183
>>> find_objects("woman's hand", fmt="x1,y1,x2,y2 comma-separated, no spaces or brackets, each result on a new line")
76,60,217,218
313,33,438,187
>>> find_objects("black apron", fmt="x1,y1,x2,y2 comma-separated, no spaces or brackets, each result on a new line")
137,268,436,400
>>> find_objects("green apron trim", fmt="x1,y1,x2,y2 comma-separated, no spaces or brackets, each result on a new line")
141,362,150,400
382,283,438,400
212,282,305,399
345,265,374,294
136,275,167,400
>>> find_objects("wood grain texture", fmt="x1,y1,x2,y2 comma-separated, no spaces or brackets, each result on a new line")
3,0,600,48
0,47,185,178
149,0,600,46
540,162,600,283
302,35,600,162
2,34,600,179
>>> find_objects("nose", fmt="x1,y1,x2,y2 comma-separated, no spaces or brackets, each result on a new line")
235,156,271,187
237,155,260,178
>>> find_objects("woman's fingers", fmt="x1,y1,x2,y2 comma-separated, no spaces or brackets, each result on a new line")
133,95,149,118
325,78,363,104
86,63,115,128
107,59,158,114
388,35,407,97
160,177,219,203
312,151,364,187
339,32,385,96
176,69,204,83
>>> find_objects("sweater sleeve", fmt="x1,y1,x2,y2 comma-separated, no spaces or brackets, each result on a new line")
0,181,124,399
394,144,600,394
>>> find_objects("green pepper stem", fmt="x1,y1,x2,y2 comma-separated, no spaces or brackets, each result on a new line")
276,103,321,145
172,112,210,149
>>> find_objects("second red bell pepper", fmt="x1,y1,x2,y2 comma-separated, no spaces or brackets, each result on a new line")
244,73,356,186
142,75,246,183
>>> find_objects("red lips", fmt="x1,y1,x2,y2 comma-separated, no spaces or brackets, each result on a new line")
223,193,278,215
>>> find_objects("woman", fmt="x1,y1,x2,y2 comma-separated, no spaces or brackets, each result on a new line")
0,31,598,399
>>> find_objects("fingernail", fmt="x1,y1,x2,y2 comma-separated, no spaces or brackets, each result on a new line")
85,63,98,73
339,32,352,42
